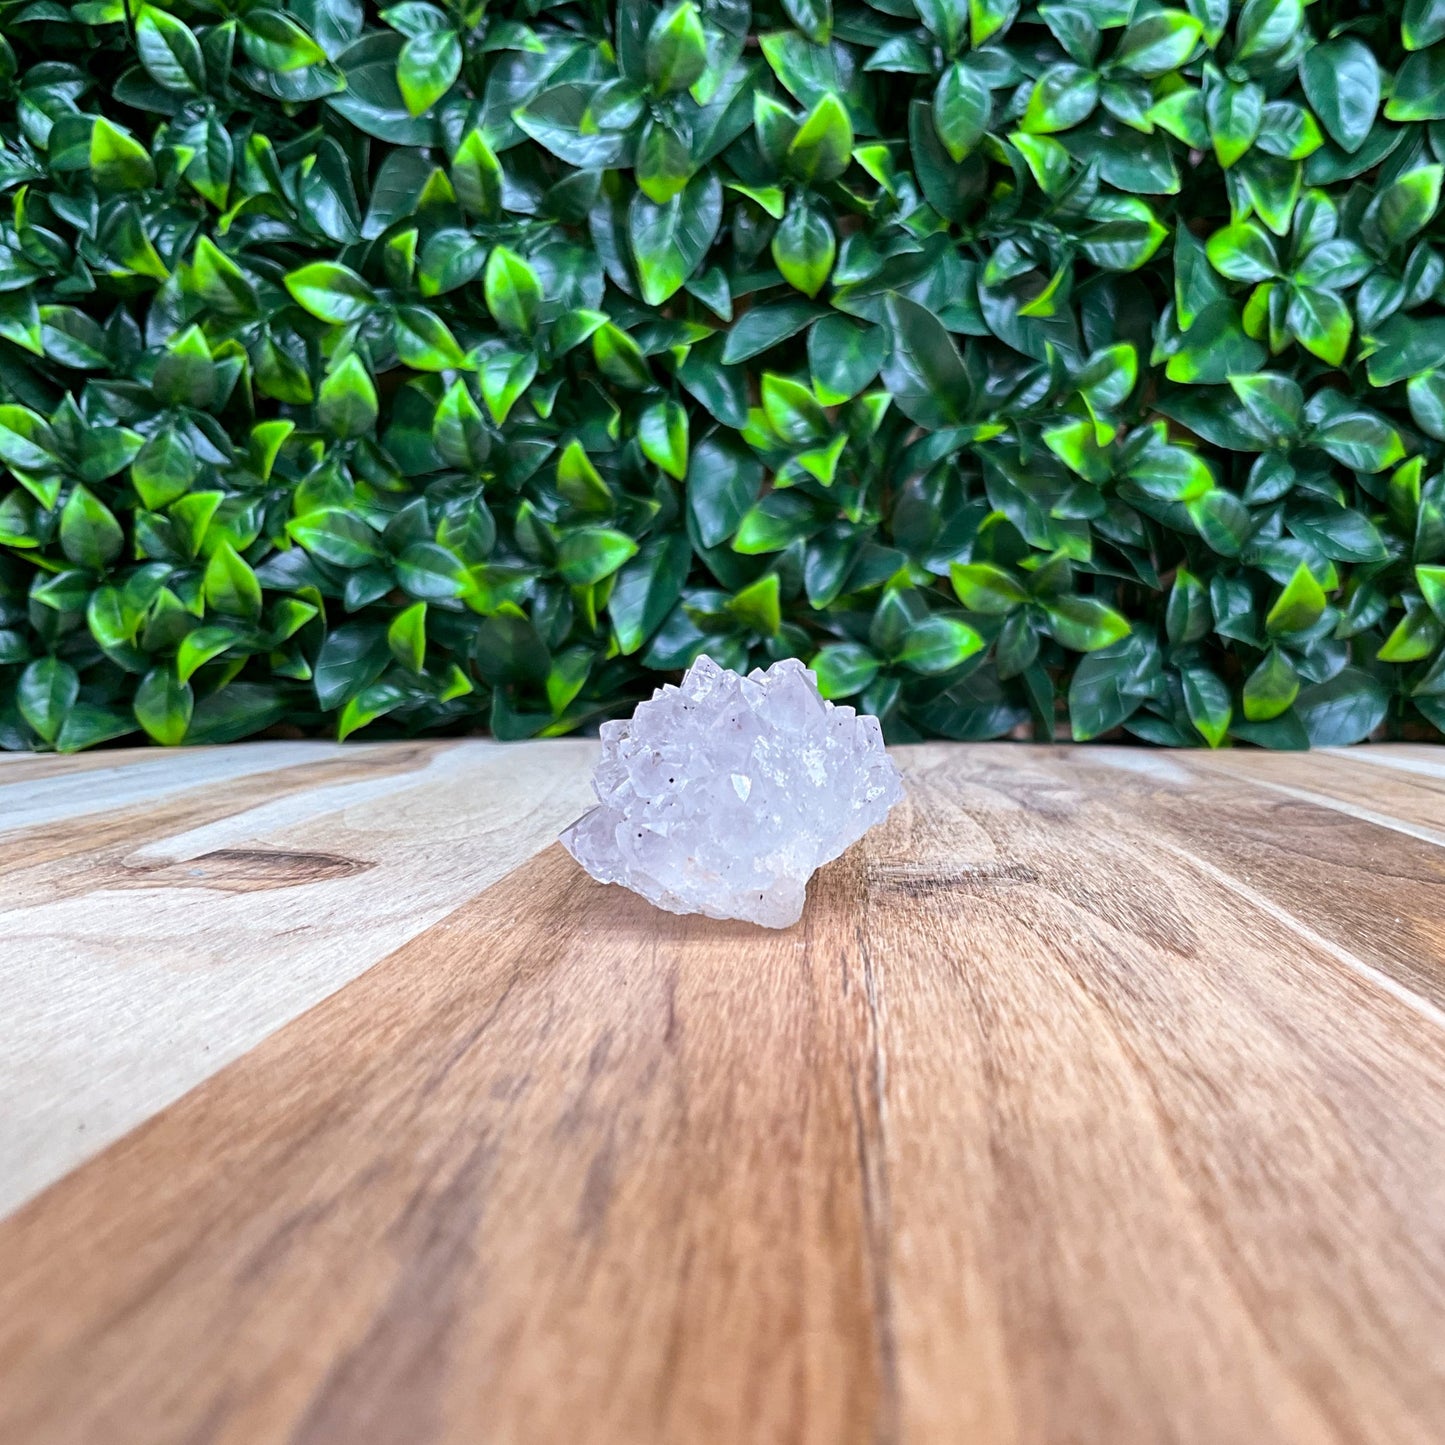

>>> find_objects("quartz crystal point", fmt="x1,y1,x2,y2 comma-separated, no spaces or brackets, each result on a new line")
560,656,905,928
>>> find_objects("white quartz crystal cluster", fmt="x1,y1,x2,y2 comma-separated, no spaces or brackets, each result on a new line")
561,655,904,928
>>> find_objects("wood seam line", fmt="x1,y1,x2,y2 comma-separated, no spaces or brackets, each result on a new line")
1186,765,1445,852
1154,837,1445,1033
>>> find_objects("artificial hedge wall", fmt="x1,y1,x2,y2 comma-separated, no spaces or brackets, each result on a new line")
1,0,1444,751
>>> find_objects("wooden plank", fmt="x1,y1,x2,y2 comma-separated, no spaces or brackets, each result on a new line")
1,744,1442,1445
1186,748,1445,849
0,740,360,835
1084,748,1445,1013
0,739,597,1216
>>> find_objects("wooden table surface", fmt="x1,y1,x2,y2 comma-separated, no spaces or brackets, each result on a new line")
1,740,1443,1445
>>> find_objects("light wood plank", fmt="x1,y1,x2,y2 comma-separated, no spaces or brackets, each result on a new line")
0,740,359,835
1,744,1441,1445
0,739,597,1215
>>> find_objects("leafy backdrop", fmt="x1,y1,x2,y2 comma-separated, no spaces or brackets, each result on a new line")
1,0,1443,751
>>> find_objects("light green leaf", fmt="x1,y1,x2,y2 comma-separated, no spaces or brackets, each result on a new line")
397,28,461,116
285,262,375,323
483,246,542,335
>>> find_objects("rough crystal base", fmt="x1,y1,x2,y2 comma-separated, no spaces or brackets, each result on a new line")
560,656,905,928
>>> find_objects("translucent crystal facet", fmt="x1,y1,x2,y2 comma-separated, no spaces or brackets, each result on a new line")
560,656,905,928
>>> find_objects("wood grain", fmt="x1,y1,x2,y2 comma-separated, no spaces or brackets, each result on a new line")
1,743,1442,1445
0,738,597,1214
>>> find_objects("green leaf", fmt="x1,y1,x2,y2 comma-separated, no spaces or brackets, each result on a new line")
1044,596,1131,651
645,1,708,95
810,643,879,699
592,324,651,390
1206,79,1263,169
783,0,832,44
556,440,613,512
688,435,761,547
1266,561,1327,634
1043,418,1110,482
483,246,542,335
629,172,723,306
1166,568,1211,644
1386,48,1445,123
1234,0,1301,63
1294,667,1388,745
1181,664,1231,747
1377,604,1442,663
1408,371,1445,440
317,354,379,439
879,295,970,430
0,405,58,472
726,572,782,635
451,131,504,218
638,400,689,480
1205,222,1277,282
1309,408,1403,473
388,601,428,673
479,348,538,421
189,237,257,316
289,508,386,567
933,60,991,163
393,306,468,370
610,532,691,653
1418,565,1445,624
133,668,194,746
285,262,375,323
203,541,263,619
90,117,155,191
1299,39,1379,153
1242,648,1300,721
808,315,885,405
761,373,829,445
1286,286,1351,366
913,0,967,53
733,491,820,553
397,542,470,600
898,615,984,673
1371,167,1444,248
338,682,408,741
772,200,835,299
721,301,822,365
432,380,490,471
59,485,124,569
18,658,80,745
397,28,461,116
546,648,592,715
1068,637,1157,739
950,562,1026,614
241,9,327,71
786,93,854,183
136,8,205,94
1404,0,1445,50
1021,64,1099,135
313,625,389,709
1114,12,1202,76
1229,372,1302,440
636,119,694,205
558,527,640,585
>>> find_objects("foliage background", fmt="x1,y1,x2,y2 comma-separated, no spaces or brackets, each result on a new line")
1,0,1444,751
